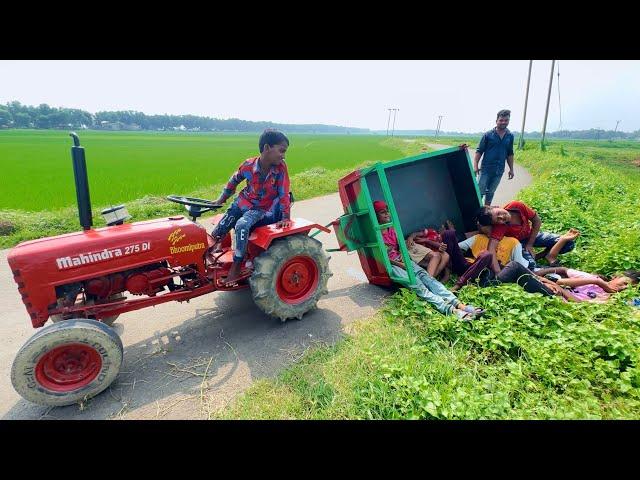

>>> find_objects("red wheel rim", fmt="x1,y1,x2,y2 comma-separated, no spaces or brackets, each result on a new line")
35,343,102,392
276,255,319,304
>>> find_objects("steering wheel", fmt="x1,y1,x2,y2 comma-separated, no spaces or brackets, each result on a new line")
166,195,222,209
166,195,222,221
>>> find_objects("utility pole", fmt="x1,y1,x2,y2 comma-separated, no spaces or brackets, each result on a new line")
391,108,399,137
518,60,533,150
614,120,621,140
386,109,392,136
557,61,562,133
435,115,443,139
541,60,555,149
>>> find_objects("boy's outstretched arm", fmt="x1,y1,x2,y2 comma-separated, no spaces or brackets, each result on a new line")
539,277,579,301
534,267,569,277
275,162,291,228
213,165,245,204
557,277,619,293
524,214,542,256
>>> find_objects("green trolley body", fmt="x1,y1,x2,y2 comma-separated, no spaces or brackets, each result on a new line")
332,145,482,287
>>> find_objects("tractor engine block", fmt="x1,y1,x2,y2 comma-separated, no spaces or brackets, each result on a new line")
80,264,174,299
124,267,173,296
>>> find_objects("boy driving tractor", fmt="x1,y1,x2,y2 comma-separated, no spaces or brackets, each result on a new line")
211,129,292,285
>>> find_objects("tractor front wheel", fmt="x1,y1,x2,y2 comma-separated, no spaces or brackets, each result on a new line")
11,319,123,407
250,234,331,321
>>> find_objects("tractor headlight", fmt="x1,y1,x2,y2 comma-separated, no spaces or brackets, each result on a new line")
101,205,131,226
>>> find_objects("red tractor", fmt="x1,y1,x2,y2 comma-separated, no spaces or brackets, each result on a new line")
8,134,332,407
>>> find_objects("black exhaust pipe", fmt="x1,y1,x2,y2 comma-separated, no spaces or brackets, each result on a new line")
69,132,93,230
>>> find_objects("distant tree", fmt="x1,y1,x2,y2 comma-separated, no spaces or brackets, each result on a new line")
0,107,12,127
12,112,31,128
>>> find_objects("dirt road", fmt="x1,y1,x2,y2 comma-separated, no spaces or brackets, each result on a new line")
0,145,530,419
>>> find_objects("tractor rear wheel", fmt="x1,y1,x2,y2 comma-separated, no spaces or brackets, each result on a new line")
11,319,123,407
249,234,331,321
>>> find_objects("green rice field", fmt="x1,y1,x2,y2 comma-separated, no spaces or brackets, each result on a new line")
0,130,404,212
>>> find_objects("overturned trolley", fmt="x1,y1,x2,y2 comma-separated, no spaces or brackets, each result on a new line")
331,145,482,287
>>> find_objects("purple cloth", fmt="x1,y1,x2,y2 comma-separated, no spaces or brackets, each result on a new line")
566,268,609,302
441,230,472,275
455,252,493,288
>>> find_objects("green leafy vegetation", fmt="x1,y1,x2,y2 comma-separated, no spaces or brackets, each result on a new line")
219,139,640,419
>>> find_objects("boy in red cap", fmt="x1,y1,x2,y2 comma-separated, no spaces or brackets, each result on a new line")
374,200,483,320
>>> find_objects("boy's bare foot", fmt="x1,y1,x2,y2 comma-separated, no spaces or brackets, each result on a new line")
224,261,243,285
561,229,581,241
545,229,581,265
211,236,223,253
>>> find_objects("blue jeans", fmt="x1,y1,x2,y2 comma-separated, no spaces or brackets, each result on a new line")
520,231,576,269
391,260,461,315
478,170,503,205
212,203,280,262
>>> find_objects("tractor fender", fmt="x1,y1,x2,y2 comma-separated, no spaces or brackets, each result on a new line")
249,218,331,251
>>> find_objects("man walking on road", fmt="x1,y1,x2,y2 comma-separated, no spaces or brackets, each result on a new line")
473,109,515,205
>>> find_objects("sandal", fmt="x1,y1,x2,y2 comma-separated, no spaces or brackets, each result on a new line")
455,309,476,322
462,305,485,318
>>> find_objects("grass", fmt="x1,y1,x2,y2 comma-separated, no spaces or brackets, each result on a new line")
217,138,640,420
0,130,403,211
0,132,413,248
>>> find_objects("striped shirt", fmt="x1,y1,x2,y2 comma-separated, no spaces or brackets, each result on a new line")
218,156,291,219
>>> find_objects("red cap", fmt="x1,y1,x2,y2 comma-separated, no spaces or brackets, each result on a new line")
373,200,388,213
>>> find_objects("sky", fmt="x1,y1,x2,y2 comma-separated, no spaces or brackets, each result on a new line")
1,60,639,133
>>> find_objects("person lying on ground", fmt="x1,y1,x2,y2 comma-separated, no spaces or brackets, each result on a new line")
480,259,560,297
437,221,549,293
475,201,579,271
440,227,529,291
534,266,640,303
374,200,483,321
501,228,638,302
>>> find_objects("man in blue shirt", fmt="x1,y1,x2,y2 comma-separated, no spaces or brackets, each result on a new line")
473,109,515,205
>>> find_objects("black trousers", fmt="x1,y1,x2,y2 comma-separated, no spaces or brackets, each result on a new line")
479,261,555,296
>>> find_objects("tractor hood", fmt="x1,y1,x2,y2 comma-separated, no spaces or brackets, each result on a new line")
7,216,210,327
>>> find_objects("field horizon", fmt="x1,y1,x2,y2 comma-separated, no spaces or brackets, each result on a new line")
0,130,405,212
